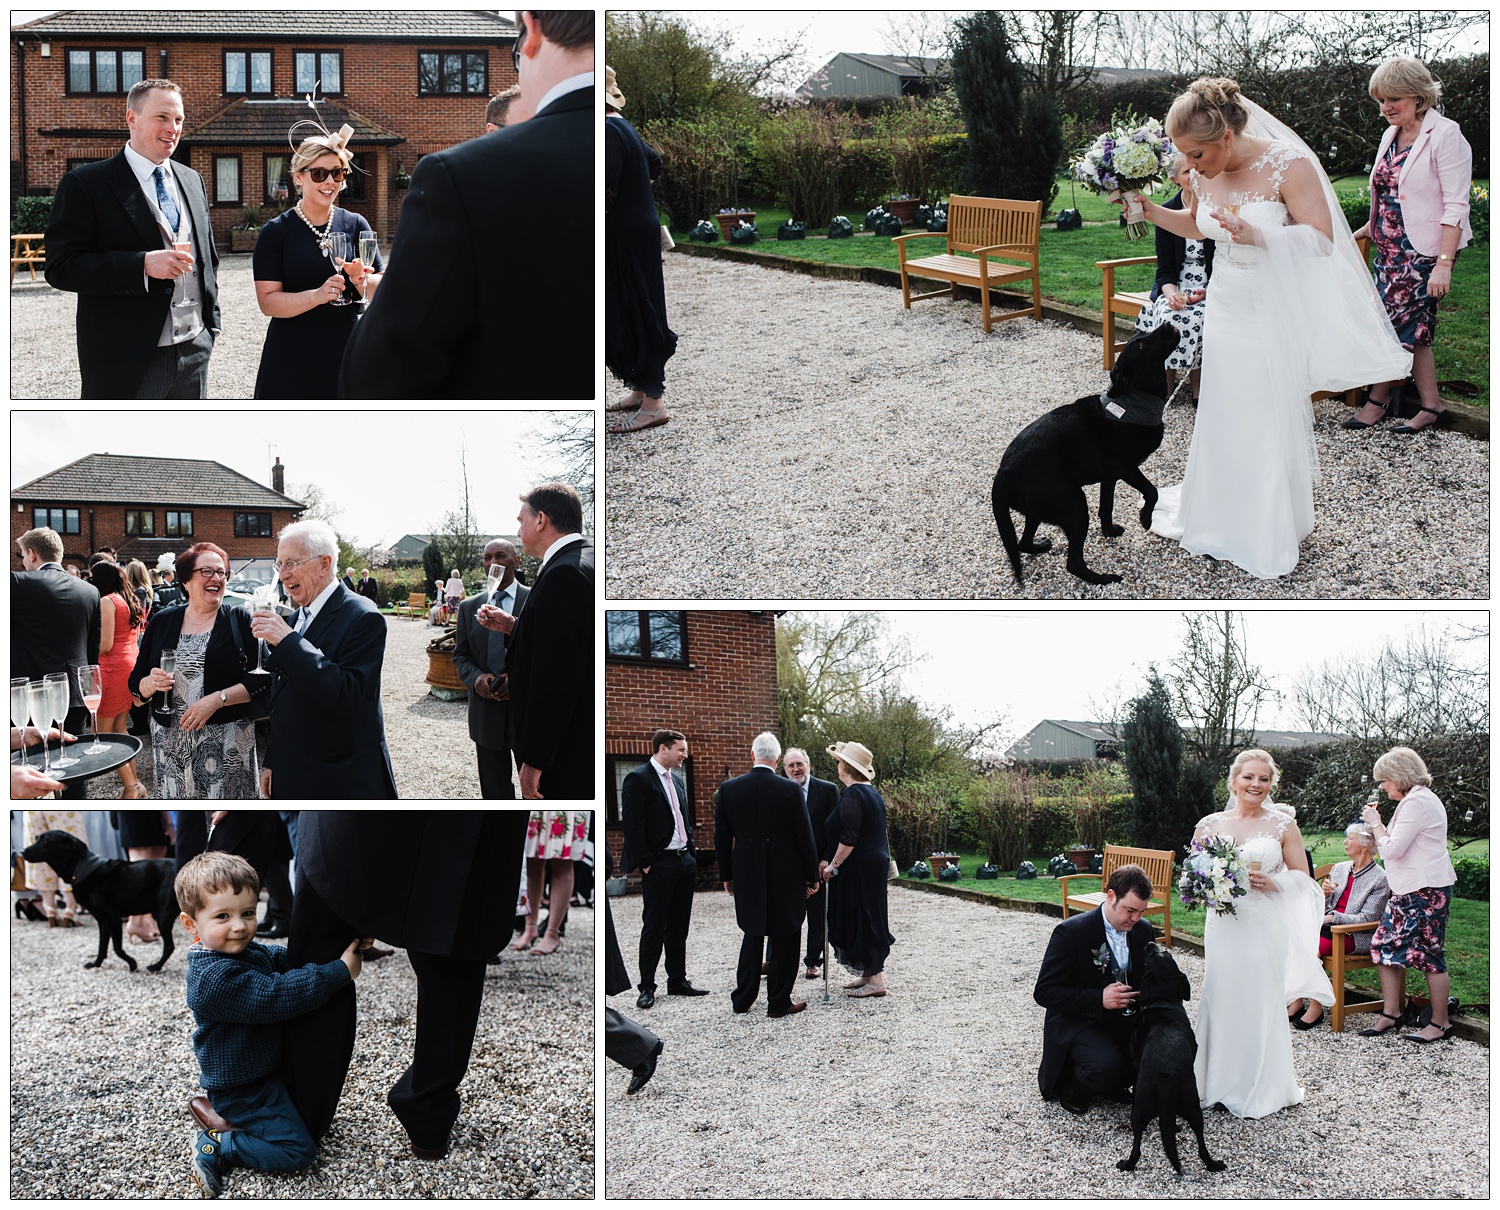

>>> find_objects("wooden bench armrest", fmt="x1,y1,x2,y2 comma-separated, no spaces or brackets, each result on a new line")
1058,872,1101,898
891,231,947,244
1095,256,1157,269
1329,920,1380,934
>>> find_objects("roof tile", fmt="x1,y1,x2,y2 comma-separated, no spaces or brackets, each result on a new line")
12,453,305,509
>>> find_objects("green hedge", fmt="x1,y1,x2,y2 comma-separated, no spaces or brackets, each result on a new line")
1453,857,1489,901
12,195,52,237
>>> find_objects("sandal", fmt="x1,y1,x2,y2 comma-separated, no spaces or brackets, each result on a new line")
608,408,669,434
842,978,868,990
120,783,147,800
846,984,887,998
1389,405,1453,434
510,930,538,952
1358,1011,1403,1036
606,392,644,413
530,934,561,956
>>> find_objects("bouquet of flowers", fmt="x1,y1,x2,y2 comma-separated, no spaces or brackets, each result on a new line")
1178,835,1249,917
1073,115,1174,239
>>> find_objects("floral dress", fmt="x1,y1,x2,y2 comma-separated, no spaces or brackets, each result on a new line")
524,810,590,861
149,629,259,799
1371,142,1438,349
1135,238,1209,370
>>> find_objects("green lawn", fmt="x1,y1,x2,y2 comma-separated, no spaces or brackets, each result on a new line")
674,178,1489,406
908,838,1488,1016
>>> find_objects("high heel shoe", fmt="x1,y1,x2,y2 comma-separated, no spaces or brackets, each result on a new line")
529,933,562,955
1358,1010,1403,1036
1401,1023,1455,1043
1389,405,1454,434
1341,399,1389,429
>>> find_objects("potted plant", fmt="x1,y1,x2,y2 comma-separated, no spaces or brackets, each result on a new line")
714,206,756,242
424,627,467,700
884,193,921,224
394,159,411,190
229,204,262,252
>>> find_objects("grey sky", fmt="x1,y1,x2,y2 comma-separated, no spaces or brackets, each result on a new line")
10,410,591,549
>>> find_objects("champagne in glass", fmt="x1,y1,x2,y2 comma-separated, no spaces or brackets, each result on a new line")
11,677,31,767
25,681,52,777
44,672,77,768
484,558,503,597
160,648,177,711
358,231,378,304
79,664,108,755
250,576,279,671
171,236,196,307
327,231,354,305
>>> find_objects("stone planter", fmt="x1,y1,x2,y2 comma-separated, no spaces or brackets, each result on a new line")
229,229,259,252
424,643,467,700
929,852,960,877
885,198,921,224
715,211,756,242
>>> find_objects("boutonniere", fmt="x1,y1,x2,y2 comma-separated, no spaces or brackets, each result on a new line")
1094,942,1113,978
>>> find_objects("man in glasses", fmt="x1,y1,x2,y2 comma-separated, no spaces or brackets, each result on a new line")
250,519,397,798
339,11,592,398
46,78,220,399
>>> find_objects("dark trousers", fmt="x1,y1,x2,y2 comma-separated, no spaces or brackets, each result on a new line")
604,1007,660,1070
1065,1024,1131,1096
263,855,292,930
637,850,695,990
732,931,799,1015
133,325,213,399
387,949,488,1148
803,883,826,968
214,1074,317,1172
475,742,516,799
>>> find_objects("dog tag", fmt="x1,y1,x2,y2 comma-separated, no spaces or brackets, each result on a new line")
1104,400,1126,418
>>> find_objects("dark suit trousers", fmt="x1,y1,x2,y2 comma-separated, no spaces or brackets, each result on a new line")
281,877,359,1141
803,883,826,968
1066,1024,1131,1097
637,850,695,989
733,931,799,1015
475,743,516,799
605,1007,661,1070
387,948,488,1148
135,326,212,399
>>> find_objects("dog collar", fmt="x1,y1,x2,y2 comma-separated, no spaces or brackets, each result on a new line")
71,851,110,885
1098,387,1165,427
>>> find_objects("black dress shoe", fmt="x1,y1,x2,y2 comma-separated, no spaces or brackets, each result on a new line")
1292,1008,1324,1030
636,987,656,1009
666,980,709,996
627,1041,663,1094
406,1131,450,1160
258,924,289,939
1056,1075,1089,1115
768,1001,807,1019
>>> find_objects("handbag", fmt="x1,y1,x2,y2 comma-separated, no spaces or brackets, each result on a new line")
659,224,675,252
887,859,899,880
11,854,26,892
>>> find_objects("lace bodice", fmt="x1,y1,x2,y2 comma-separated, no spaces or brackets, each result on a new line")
1197,808,1290,875
1191,140,1306,252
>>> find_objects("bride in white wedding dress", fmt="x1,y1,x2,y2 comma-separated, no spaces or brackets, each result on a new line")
1192,750,1334,1119
1132,78,1411,579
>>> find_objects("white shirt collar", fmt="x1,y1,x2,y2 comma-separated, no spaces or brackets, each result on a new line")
123,142,183,234
491,577,516,607
300,577,342,627
649,755,675,779
538,531,585,571
534,70,593,117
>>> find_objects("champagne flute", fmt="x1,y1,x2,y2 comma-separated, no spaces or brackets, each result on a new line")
160,648,177,712
327,231,355,305
44,672,77,769
250,575,280,671
358,231,379,304
1248,858,1262,892
78,665,107,755
484,557,503,597
25,681,52,777
1111,955,1137,1018
1219,191,1246,263
171,235,196,307
11,677,31,767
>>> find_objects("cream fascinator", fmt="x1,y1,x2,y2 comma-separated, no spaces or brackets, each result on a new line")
288,87,356,171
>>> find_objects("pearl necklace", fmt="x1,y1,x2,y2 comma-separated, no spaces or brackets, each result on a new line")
294,200,335,254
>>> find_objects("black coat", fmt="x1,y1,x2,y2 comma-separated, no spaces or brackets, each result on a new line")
803,776,842,862
451,581,529,750
44,150,220,398
339,86,592,399
10,563,101,713
1151,190,1215,301
714,765,819,937
264,583,396,798
357,577,380,603
1033,905,1154,1097
504,538,593,799
296,811,526,960
619,760,692,873
128,603,269,724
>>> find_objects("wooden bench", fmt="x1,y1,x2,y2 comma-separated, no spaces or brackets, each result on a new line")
11,233,44,283
393,592,427,620
894,195,1043,332
1311,862,1403,1032
1059,844,1174,947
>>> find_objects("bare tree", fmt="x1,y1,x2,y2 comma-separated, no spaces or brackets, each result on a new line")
1166,610,1278,768
430,438,484,573
1003,10,1109,99
776,612,923,741
528,411,594,516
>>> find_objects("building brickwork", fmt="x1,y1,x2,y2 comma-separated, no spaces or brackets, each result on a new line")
605,611,779,881
12,11,519,245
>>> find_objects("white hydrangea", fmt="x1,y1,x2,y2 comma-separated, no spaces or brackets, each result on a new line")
1112,138,1160,180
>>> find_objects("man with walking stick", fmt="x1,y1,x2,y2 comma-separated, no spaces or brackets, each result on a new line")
782,747,840,981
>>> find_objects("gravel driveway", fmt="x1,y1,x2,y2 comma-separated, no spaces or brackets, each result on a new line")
12,254,268,399
10,889,594,1199
605,885,1488,1199
605,256,1488,600
83,615,502,800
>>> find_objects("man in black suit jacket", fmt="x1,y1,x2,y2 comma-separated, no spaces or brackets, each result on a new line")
452,540,527,798
357,571,380,603
279,811,527,1156
12,527,100,798
45,79,220,399
338,12,592,398
782,747,841,978
620,729,710,1008
716,733,821,1018
251,520,397,799
1033,864,1155,1114
341,569,356,592
495,483,592,799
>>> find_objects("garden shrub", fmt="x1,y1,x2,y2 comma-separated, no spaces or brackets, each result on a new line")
643,113,741,229
756,102,854,228
1452,857,1489,901
12,195,53,236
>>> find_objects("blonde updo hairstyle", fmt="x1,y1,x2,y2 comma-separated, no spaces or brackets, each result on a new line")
1166,76,1250,145
290,136,349,196
1228,747,1281,796
1368,57,1441,115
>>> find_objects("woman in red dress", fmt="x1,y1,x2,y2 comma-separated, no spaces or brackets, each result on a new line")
90,561,147,798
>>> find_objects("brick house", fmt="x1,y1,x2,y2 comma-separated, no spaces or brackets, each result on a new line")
11,10,520,245
11,452,304,572
604,610,780,881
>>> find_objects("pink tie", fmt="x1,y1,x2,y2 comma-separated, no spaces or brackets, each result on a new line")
662,770,686,847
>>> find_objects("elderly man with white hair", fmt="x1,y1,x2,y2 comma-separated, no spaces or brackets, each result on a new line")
714,731,821,1019
250,518,397,798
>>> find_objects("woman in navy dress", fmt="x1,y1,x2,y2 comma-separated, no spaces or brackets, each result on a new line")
821,741,895,999
253,133,382,398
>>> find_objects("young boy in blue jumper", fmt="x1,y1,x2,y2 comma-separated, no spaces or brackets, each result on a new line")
175,851,364,1197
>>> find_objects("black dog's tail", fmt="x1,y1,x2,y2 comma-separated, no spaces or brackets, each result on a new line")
991,470,1024,585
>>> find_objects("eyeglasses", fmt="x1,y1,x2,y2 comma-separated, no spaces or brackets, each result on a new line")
273,554,324,574
301,166,347,183
193,567,228,580
512,21,526,72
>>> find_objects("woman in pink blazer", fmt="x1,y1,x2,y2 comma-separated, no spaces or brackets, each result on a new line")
1343,57,1472,434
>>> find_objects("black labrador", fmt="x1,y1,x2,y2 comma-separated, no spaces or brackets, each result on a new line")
1117,943,1225,1176
21,829,179,973
992,322,1180,585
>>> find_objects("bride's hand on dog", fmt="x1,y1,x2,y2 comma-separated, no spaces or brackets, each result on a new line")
1103,981,1138,1010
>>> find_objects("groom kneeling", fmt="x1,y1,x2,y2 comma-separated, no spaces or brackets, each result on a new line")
1034,864,1155,1115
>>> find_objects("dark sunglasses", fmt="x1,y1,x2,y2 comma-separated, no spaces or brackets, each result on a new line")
302,166,347,183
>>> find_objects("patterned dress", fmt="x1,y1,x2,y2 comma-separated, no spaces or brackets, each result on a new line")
22,811,88,895
1135,238,1209,370
149,629,259,799
524,811,590,861
1371,142,1438,349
